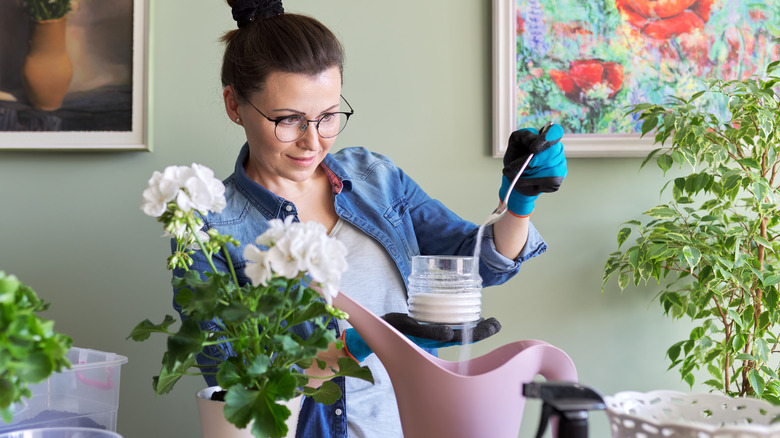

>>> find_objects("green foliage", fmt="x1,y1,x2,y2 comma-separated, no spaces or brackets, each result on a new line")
128,232,372,438
604,62,780,401
22,0,71,21
0,272,73,423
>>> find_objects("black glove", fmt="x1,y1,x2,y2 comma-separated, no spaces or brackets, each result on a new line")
500,123,567,216
342,314,502,362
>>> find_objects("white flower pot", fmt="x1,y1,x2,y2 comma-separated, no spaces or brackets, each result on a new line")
195,386,302,438
605,390,780,438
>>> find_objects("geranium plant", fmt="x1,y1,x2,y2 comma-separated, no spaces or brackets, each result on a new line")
22,0,72,21
603,61,780,401
128,164,372,438
0,271,73,423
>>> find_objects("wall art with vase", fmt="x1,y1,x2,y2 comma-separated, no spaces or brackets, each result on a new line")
0,0,148,150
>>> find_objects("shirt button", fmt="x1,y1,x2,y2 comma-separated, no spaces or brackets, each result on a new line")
285,205,293,212
335,408,343,416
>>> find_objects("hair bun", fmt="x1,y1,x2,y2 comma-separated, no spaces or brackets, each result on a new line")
232,0,284,28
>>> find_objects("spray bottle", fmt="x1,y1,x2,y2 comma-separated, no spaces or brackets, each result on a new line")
523,381,606,438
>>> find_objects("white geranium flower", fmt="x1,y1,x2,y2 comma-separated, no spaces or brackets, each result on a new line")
176,164,226,214
255,216,292,248
140,164,226,217
243,244,273,286
243,217,347,304
185,164,226,213
266,238,304,279
306,238,347,304
140,170,180,217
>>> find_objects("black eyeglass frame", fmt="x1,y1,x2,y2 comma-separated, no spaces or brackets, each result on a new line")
245,95,355,143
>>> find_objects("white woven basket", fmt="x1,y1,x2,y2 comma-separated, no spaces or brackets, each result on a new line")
605,391,780,438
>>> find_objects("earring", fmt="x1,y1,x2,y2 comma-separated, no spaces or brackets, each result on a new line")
236,117,241,123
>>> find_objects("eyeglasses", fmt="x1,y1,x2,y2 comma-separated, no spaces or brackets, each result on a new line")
246,95,354,143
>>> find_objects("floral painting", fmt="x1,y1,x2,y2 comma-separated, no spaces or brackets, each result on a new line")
515,0,779,136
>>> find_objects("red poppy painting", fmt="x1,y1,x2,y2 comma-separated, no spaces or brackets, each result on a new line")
503,0,779,156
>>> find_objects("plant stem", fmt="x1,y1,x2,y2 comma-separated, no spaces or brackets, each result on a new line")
190,223,219,275
222,246,243,301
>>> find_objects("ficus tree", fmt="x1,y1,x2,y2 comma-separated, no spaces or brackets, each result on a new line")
603,61,780,402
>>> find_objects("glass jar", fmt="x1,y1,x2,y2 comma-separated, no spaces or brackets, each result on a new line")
407,255,482,327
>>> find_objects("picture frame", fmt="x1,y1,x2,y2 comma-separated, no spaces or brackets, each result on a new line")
0,0,148,151
492,0,778,158
492,0,654,158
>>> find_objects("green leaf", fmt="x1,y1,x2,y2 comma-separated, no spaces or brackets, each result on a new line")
127,315,177,341
641,115,658,135
640,148,663,169
219,301,253,323
154,352,197,395
762,275,780,287
247,355,271,378
755,235,773,252
331,357,374,383
754,181,769,203
647,243,670,260
617,228,632,248
667,341,684,362
683,372,695,388
225,385,284,436
216,360,243,389
732,333,747,351
704,379,724,391
729,309,744,328
757,338,770,363
309,379,342,405
682,246,702,269
645,205,677,219
657,154,673,173
689,90,706,102
749,369,766,397
165,318,206,368
225,369,299,437
618,272,630,290
738,158,761,170
762,365,779,380
15,352,53,384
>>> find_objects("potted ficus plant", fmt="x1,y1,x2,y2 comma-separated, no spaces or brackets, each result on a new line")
128,164,372,438
603,61,780,405
0,271,73,424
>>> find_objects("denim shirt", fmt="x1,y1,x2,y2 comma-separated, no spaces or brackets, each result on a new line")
174,143,547,437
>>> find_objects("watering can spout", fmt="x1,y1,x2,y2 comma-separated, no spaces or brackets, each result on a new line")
332,292,579,438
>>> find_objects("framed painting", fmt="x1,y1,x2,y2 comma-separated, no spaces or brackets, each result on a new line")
493,0,779,157
0,0,148,150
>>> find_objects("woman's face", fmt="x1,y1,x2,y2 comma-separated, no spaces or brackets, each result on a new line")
233,66,342,191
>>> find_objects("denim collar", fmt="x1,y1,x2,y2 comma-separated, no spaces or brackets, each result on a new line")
231,143,353,218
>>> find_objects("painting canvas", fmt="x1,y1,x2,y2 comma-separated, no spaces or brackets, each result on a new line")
495,0,779,157
0,0,147,150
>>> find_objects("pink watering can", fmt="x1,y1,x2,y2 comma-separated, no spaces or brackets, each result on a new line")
332,292,580,438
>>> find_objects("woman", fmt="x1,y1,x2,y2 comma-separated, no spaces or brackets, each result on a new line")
181,0,567,436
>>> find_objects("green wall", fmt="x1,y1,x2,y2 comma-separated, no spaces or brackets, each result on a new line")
0,1,697,436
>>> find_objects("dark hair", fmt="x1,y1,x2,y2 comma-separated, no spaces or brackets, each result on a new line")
221,1,344,101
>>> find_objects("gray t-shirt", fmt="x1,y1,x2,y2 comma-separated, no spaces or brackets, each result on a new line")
331,218,408,438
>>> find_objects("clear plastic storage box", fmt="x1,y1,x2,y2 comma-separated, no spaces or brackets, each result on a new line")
0,348,128,433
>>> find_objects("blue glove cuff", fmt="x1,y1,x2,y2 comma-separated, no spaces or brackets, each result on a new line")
499,175,538,217
343,328,372,362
